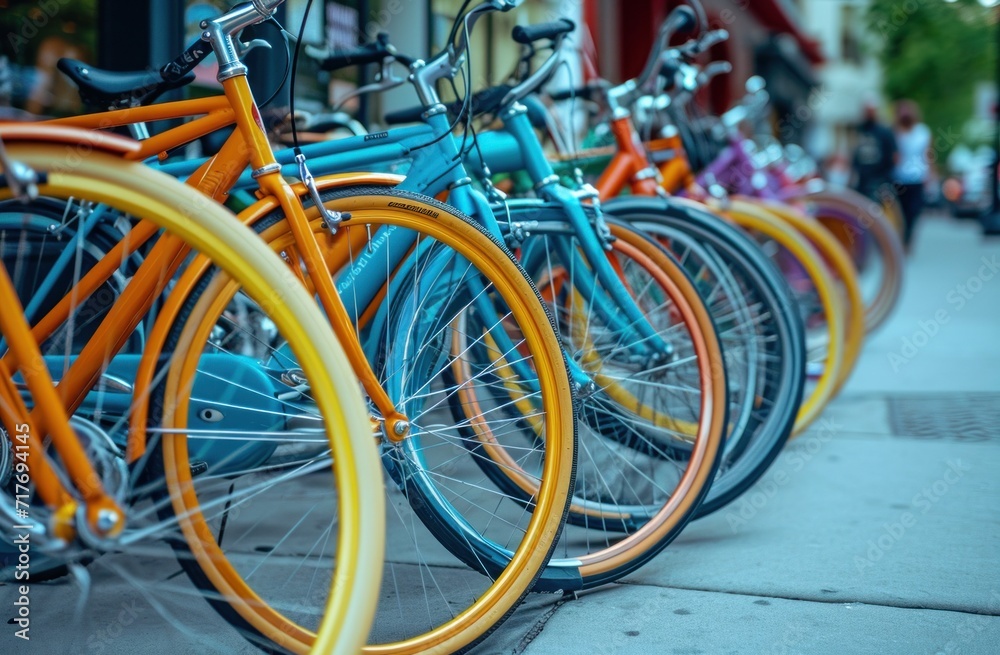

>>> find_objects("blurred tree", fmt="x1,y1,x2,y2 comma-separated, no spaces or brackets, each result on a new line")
867,0,997,156
0,0,97,114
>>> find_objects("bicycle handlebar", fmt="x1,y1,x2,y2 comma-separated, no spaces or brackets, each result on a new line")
699,60,732,86
251,0,283,16
512,19,575,44
678,29,729,59
499,28,571,109
313,33,417,71
452,0,521,63
635,6,697,92
160,0,284,83
548,81,610,103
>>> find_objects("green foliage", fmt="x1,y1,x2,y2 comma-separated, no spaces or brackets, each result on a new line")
867,0,997,153
1,0,98,63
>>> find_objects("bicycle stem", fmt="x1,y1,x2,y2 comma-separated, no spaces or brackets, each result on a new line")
205,18,412,437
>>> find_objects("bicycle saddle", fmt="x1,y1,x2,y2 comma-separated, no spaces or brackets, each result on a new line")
57,58,195,109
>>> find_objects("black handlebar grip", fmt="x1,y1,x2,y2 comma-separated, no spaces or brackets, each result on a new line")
664,6,698,40
160,39,213,83
511,19,575,44
384,105,426,125
549,85,597,102
319,32,392,71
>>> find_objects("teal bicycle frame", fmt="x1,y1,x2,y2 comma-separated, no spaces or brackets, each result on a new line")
159,102,673,380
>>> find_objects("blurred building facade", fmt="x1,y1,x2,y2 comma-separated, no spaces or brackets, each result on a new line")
587,0,823,144
2,0,828,140
800,0,884,162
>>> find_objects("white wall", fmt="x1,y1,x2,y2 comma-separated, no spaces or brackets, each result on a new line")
801,0,885,159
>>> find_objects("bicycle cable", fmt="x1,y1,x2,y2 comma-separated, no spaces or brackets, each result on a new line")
259,18,291,110
409,7,476,153
289,0,316,154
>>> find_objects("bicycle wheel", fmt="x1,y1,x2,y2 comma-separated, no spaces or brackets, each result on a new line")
473,208,727,589
717,198,846,435
0,196,146,355
788,187,905,333
0,139,383,655
752,198,865,397
151,186,576,654
605,195,805,517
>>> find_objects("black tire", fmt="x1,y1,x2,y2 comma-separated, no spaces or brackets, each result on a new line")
605,196,805,517
476,206,729,589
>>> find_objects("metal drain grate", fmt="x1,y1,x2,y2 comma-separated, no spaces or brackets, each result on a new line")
888,394,1000,442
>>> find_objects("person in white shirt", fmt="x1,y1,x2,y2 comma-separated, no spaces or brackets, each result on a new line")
892,100,931,251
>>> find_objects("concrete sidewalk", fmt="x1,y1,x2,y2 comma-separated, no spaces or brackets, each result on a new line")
474,214,1000,654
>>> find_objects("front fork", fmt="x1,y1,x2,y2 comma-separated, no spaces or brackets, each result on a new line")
533,182,672,360
217,72,410,441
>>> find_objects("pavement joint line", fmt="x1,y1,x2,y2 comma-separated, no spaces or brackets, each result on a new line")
794,429,1000,441
512,593,574,655
205,552,477,571
835,392,1000,401
609,580,1000,617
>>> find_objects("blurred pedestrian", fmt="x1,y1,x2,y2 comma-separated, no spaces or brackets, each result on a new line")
852,99,898,204
892,100,931,251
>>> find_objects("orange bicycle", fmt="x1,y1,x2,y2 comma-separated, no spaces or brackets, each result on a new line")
0,125,383,654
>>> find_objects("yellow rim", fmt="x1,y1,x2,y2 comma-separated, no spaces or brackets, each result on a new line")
3,145,383,655
254,195,575,655
795,190,905,332
718,199,846,435
754,200,865,398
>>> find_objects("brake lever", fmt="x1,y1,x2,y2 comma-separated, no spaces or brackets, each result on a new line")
331,57,406,112
235,37,271,59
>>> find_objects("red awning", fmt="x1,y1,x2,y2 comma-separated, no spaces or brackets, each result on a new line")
750,0,825,64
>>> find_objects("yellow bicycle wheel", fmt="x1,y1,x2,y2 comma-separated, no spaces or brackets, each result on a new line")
752,198,865,397
714,198,846,435
789,188,905,333
1,142,384,655
151,185,576,655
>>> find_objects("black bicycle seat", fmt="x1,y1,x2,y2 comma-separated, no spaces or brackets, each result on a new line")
57,58,195,108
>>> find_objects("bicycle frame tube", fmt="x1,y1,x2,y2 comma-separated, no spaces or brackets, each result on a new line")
235,105,668,362
650,133,696,195
594,117,662,199
47,96,236,163
42,86,409,433
697,137,782,199
468,107,669,353
0,237,122,534
217,73,410,434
